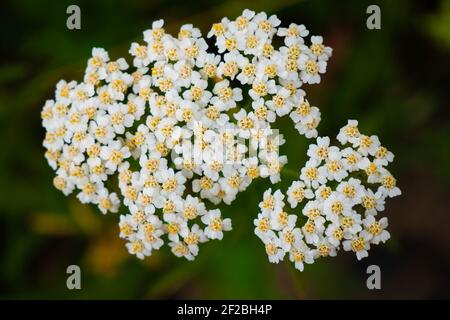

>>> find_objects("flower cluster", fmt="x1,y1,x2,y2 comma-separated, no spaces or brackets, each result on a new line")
208,9,332,138
41,10,332,261
254,120,401,271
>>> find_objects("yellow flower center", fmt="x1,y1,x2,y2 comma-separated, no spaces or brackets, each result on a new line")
305,60,318,74
310,43,324,56
351,237,365,252
252,81,267,97
331,201,344,215
210,218,223,231
162,178,177,192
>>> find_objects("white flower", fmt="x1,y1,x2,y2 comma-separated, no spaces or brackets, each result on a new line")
378,172,401,198
212,79,243,110
313,238,337,258
354,134,381,156
164,213,188,242
341,147,370,172
180,224,207,256
100,140,131,171
108,72,133,101
361,189,386,215
183,76,212,106
279,226,302,251
374,146,394,166
259,188,284,214
136,215,164,250
289,241,314,271
343,233,371,260
169,241,194,261
119,214,137,239
201,209,232,240
52,171,75,195
266,87,292,116
254,211,271,240
126,235,151,259
309,36,332,61
88,114,114,144
323,148,348,182
325,223,344,247
278,23,309,38
236,57,257,85
89,47,109,64
307,136,330,162
129,42,151,67
298,55,327,84
294,106,321,138
300,159,327,188
301,218,323,245
262,230,286,263
253,12,281,37
270,208,297,231
177,195,206,221
249,79,276,101
323,192,352,223
251,98,276,123
337,119,360,145
286,180,314,208
228,9,256,35
361,215,390,245
77,179,99,204
339,210,362,235
87,157,107,183
217,52,242,79
336,178,365,205
107,103,134,134
155,168,186,196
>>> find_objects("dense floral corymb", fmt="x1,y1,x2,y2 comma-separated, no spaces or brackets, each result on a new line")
46,9,413,268
41,9,333,261
254,120,401,271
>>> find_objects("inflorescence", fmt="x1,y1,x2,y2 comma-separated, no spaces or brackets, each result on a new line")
254,120,401,271
41,9,399,268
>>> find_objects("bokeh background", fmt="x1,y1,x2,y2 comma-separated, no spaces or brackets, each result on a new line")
1,0,449,299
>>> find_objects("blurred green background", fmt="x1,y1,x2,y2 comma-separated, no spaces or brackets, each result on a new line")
1,0,449,299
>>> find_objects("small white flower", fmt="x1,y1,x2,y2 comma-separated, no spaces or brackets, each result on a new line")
169,241,194,261
126,235,151,259
289,241,314,271
337,119,360,145
298,55,327,84
100,140,131,171
201,209,232,240
180,223,207,257
361,215,390,245
378,172,401,198
107,103,134,134
164,213,188,242
300,159,327,188
309,35,332,61
323,192,352,223
343,233,371,260
266,87,292,116
262,230,286,263
286,180,314,208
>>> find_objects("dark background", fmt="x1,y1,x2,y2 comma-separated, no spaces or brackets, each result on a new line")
1,0,449,299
